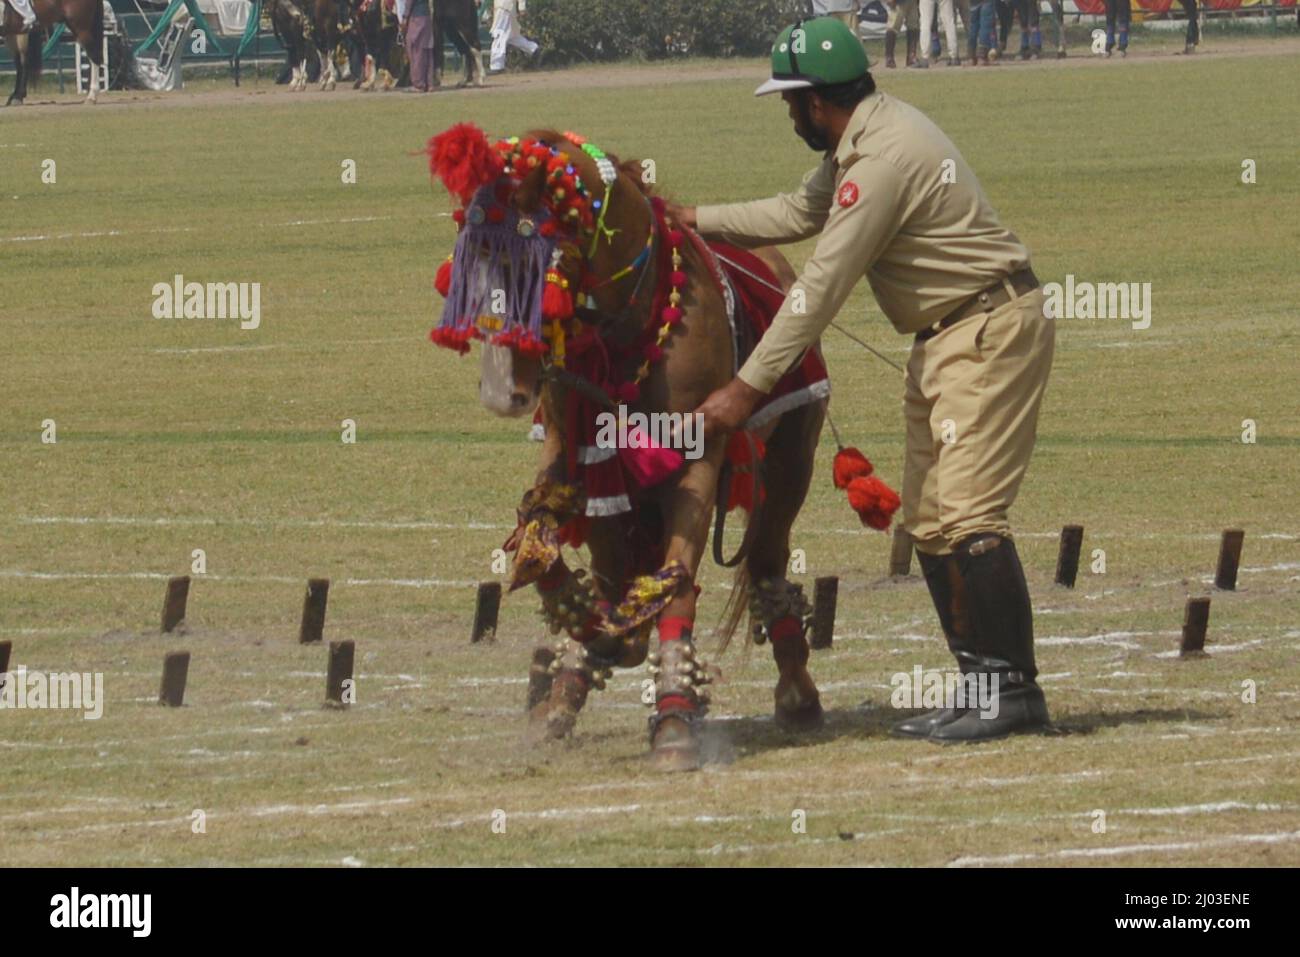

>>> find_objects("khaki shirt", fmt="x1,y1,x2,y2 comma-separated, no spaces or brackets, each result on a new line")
696,92,1031,393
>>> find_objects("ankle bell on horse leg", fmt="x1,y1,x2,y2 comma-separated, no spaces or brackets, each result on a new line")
646,622,709,772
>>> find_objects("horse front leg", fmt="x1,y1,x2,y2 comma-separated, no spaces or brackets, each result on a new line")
645,451,725,773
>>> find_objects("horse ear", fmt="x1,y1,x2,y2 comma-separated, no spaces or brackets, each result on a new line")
512,163,549,215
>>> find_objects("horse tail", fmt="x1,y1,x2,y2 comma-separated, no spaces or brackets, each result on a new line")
715,562,752,655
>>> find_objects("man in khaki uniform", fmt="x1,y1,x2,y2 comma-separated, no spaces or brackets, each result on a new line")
668,16,1054,742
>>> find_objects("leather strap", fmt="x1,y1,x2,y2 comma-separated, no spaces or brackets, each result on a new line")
712,433,764,568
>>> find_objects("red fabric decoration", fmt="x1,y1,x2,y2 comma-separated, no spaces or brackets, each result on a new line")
833,446,874,489
845,475,901,531
725,431,767,513
426,123,505,204
434,258,453,298
617,432,683,487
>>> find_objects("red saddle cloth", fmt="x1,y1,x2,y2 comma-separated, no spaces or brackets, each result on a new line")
569,234,831,522
699,239,831,431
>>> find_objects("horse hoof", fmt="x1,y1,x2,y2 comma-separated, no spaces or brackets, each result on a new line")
649,714,701,773
775,699,825,732
774,673,824,731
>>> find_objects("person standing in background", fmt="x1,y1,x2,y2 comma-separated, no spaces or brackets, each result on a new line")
490,0,541,74
812,0,862,35
398,0,437,91
914,0,960,66
969,0,998,64
1104,0,1131,56
883,0,920,67
1178,0,1199,55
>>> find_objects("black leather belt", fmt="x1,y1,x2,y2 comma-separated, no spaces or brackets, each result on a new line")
914,267,1040,342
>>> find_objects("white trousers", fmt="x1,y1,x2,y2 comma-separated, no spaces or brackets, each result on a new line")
490,10,539,70
919,0,958,60
9,0,37,23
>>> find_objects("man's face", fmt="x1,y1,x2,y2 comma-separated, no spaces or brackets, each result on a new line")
782,89,831,153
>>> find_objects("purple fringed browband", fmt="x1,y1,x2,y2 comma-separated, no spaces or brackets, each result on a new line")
431,185,558,357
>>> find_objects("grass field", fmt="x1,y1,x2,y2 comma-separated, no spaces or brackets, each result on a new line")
2,36,1299,866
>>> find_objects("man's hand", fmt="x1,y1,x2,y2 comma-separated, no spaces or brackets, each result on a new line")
664,202,697,230
690,377,766,444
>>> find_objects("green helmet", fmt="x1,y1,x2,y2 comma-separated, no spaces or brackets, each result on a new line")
755,17,870,97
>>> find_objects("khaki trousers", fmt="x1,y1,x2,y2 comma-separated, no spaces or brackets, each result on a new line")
887,0,920,32
902,288,1054,555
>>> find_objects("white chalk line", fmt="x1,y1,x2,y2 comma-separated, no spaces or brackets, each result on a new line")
949,829,1300,867
0,569,480,589
16,515,512,531
0,215,399,245
12,515,1298,543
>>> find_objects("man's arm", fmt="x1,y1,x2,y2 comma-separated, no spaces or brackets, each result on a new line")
692,157,907,439
692,158,838,248
739,157,906,394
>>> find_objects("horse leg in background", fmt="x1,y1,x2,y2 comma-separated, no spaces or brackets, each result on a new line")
745,400,826,731
318,31,338,89
446,12,483,87
69,2,106,104
646,450,727,773
6,30,27,106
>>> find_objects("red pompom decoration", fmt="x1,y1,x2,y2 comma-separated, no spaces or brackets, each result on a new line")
670,270,687,287
542,276,574,321
643,343,664,363
832,446,874,490
426,122,505,204
667,230,684,246
845,475,901,531
434,257,453,298
616,381,641,403
662,306,683,325
451,208,465,225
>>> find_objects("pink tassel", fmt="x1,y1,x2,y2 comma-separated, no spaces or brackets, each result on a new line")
618,428,684,487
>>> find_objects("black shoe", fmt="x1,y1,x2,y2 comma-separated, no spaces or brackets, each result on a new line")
892,707,967,738
928,680,1050,743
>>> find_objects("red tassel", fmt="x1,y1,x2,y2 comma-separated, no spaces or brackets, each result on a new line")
434,258,453,298
542,274,574,321
618,436,683,488
845,475,901,531
833,446,874,490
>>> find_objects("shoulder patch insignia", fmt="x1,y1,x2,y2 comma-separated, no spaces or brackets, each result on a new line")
837,182,859,208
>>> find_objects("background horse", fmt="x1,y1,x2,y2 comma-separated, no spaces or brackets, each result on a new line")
433,127,827,772
268,0,317,90
432,0,482,87
351,0,400,90
3,0,104,103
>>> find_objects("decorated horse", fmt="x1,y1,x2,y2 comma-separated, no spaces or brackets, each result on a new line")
425,124,899,771
352,0,401,90
267,0,317,91
2,0,105,104
431,0,483,88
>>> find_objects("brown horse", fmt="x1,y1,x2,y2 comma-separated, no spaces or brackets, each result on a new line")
431,127,826,772
3,0,104,104
432,0,482,88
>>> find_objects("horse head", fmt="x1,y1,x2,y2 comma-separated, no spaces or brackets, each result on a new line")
426,124,653,419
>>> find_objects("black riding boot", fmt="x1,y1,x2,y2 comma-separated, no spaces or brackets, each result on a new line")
892,551,977,738
929,534,1050,743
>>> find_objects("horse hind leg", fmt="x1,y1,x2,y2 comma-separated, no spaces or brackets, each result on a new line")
6,36,26,106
